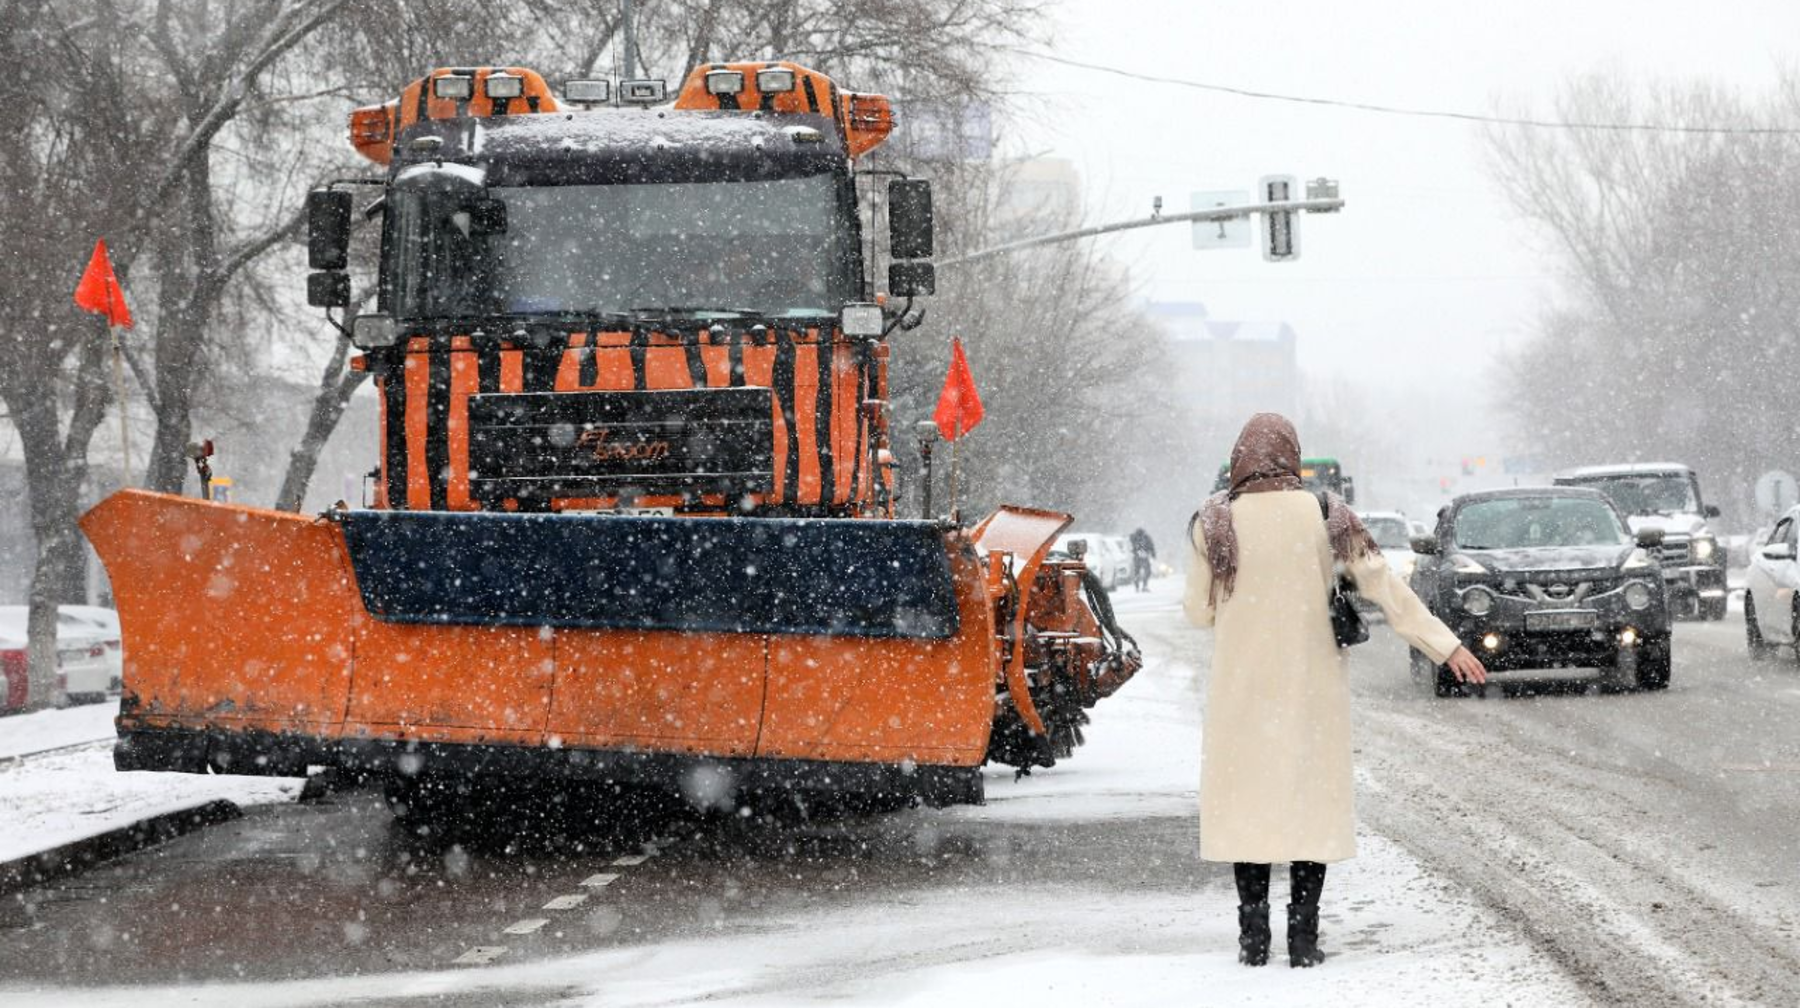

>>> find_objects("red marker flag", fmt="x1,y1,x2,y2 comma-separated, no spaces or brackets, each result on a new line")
932,336,984,440
74,239,133,328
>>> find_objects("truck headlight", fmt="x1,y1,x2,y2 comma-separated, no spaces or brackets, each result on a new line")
1691,537,1715,561
1624,581,1654,610
1460,586,1495,616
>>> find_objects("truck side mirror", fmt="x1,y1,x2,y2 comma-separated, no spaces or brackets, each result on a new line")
888,261,935,297
1635,527,1665,549
1704,504,1721,519
306,271,351,308
307,189,353,270
1341,476,1356,505
888,179,933,260
1410,535,1440,556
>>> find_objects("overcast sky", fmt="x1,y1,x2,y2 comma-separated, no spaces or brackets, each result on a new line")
1007,0,1800,445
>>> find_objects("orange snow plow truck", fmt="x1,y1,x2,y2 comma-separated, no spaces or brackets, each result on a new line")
82,61,1140,813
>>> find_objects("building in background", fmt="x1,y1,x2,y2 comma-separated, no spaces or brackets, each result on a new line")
1149,301,1298,461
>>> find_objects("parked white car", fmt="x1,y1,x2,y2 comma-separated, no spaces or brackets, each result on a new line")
1745,506,1800,659
0,605,115,708
58,605,123,694
1051,532,1129,590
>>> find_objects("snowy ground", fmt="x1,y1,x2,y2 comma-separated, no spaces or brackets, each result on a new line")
0,577,1589,1006
0,701,301,865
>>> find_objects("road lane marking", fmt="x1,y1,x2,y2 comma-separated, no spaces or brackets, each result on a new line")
452,946,508,965
543,893,588,910
502,918,549,935
580,872,621,888
611,853,653,866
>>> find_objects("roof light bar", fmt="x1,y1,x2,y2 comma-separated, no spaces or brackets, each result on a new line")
619,79,667,105
432,75,473,100
564,79,611,104
755,68,797,94
484,73,524,99
705,70,745,96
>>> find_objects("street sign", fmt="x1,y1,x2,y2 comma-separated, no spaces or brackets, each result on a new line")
1189,190,1252,250
1258,175,1299,262
1755,469,1797,517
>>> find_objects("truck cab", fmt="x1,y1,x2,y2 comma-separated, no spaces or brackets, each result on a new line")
1552,463,1727,620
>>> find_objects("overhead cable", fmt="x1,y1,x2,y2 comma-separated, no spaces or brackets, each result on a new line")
1004,47,1800,135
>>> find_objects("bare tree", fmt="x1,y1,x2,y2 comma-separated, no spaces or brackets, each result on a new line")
1486,74,1800,524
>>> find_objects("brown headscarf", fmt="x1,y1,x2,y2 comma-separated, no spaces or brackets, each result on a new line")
1195,413,1379,604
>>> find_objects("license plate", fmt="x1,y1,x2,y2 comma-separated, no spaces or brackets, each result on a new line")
1524,609,1597,632
564,506,674,517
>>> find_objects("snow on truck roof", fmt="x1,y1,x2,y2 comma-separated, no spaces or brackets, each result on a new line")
394,111,848,186
1555,463,1693,478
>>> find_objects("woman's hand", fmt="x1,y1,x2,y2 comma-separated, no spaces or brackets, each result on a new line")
1445,645,1488,684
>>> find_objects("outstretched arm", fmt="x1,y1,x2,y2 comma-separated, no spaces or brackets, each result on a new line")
1346,551,1487,683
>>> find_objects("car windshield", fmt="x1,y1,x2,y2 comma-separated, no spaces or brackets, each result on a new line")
389,174,856,320
1363,517,1412,550
1561,474,1699,516
1453,497,1629,550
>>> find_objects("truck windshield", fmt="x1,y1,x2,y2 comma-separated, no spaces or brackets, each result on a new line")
388,173,856,320
1560,474,1699,516
1453,497,1630,550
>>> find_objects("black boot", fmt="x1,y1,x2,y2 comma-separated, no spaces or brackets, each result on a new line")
1287,903,1326,967
1237,902,1270,966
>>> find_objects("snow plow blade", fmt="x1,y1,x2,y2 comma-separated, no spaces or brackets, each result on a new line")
82,491,997,795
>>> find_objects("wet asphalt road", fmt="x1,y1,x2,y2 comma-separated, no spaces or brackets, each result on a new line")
1343,612,1800,1007
2,595,1797,1005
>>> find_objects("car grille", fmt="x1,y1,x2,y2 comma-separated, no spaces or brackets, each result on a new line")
1495,580,1605,603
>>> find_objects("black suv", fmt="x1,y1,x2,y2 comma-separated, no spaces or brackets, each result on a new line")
1409,487,1671,695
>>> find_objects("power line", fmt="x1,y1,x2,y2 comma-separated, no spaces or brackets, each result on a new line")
1003,47,1800,135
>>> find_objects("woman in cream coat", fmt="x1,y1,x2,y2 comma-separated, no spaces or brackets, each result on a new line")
1184,414,1486,968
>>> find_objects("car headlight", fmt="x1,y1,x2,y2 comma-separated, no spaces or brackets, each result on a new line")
1450,554,1488,575
1624,581,1654,610
1691,537,1715,561
1461,585,1496,616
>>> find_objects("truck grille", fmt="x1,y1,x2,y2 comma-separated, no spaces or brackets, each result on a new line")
1658,538,1690,567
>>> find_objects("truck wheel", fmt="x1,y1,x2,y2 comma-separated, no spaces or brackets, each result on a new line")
1746,595,1775,661
1635,633,1672,691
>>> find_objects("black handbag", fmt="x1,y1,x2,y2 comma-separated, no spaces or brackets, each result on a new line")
1316,492,1369,648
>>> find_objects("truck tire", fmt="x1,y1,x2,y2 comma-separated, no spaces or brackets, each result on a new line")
1635,633,1672,691
1746,595,1775,662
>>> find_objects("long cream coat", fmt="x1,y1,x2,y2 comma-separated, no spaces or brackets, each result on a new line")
1183,490,1460,863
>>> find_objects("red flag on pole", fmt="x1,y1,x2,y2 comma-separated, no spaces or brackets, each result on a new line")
932,336,984,440
74,239,133,328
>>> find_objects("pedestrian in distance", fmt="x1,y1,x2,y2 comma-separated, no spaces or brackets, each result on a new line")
1183,413,1487,968
1129,526,1157,592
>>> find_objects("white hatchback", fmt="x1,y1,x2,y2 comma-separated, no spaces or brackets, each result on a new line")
1745,506,1800,659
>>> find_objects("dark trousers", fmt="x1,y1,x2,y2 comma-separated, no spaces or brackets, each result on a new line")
1233,861,1326,906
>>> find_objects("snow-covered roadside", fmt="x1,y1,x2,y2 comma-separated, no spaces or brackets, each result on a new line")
0,578,1589,1007
0,701,301,866
0,702,118,760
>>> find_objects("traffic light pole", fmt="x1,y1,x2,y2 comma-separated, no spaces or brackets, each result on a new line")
936,196,1344,269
